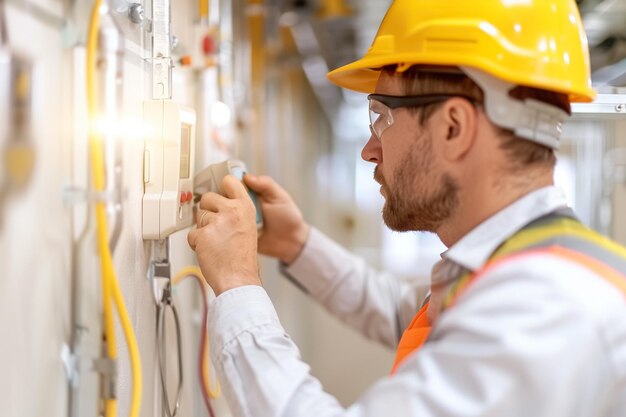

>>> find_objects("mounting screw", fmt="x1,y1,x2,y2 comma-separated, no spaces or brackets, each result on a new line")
616,104,626,113
129,3,145,24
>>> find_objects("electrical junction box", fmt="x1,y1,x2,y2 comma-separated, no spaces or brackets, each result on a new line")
142,100,196,240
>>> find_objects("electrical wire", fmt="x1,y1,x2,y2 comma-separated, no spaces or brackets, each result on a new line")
157,288,184,417
87,1,142,417
173,266,222,417
87,3,116,416
172,267,221,403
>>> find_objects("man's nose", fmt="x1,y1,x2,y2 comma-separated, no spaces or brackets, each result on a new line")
361,134,382,164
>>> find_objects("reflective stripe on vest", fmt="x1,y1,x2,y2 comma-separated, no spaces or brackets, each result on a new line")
390,215,626,375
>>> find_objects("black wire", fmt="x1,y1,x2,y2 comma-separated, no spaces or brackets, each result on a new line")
157,289,185,417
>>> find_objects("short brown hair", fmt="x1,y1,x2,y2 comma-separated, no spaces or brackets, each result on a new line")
382,65,570,171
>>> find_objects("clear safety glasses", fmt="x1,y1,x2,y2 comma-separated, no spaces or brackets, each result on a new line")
368,94,474,141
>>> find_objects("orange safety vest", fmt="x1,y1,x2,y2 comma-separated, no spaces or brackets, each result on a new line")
390,214,626,374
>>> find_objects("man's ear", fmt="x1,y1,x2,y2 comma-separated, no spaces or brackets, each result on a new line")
436,97,478,162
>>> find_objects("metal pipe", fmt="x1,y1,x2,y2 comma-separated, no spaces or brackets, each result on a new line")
68,7,126,417
99,7,125,252
152,0,172,99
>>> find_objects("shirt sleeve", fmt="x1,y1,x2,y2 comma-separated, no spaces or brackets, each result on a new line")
208,254,619,417
280,227,429,347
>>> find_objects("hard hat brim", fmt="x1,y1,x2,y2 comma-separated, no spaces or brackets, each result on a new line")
326,60,386,94
327,56,596,103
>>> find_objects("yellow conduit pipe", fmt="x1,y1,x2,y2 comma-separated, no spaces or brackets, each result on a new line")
247,0,266,172
87,1,143,417
199,0,209,20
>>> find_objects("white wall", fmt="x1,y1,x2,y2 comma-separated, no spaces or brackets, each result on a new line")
0,2,72,417
0,1,228,416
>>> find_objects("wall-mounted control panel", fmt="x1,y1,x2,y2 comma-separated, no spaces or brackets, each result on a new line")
142,100,196,240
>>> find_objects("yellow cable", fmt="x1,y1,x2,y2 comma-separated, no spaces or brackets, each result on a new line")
172,266,205,286
87,1,142,416
173,267,222,399
111,262,143,416
203,342,222,399
87,2,117,416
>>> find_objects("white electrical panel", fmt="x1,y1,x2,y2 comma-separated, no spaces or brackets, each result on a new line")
142,100,196,240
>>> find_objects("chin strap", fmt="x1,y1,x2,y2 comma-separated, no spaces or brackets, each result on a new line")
462,66,569,150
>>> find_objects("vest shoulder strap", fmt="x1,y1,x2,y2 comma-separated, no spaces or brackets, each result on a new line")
442,215,626,311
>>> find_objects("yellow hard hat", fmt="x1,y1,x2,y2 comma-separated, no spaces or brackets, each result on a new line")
327,0,596,103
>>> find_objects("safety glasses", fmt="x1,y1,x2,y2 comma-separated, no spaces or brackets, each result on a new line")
367,94,475,141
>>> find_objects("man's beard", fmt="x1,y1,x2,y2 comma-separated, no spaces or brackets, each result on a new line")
375,137,460,233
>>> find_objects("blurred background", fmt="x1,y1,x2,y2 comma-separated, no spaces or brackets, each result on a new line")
1,0,626,416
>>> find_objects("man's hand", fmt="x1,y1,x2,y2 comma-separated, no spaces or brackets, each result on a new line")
188,175,261,296
244,175,310,264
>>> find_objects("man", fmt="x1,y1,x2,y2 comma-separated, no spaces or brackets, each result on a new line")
187,0,626,416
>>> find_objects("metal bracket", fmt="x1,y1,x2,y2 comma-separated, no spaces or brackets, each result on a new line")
61,344,79,388
151,0,172,99
571,94,626,120
62,346,119,401
149,238,172,304
93,357,118,400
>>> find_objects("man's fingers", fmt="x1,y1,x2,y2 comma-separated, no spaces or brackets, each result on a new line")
188,229,198,250
243,174,289,202
199,191,228,212
221,175,250,200
196,209,216,227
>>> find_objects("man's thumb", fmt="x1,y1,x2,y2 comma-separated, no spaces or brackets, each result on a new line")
244,174,286,201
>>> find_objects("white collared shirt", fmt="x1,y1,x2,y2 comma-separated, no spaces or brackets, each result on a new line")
208,186,626,417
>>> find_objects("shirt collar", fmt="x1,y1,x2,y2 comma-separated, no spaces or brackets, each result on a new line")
443,186,570,271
